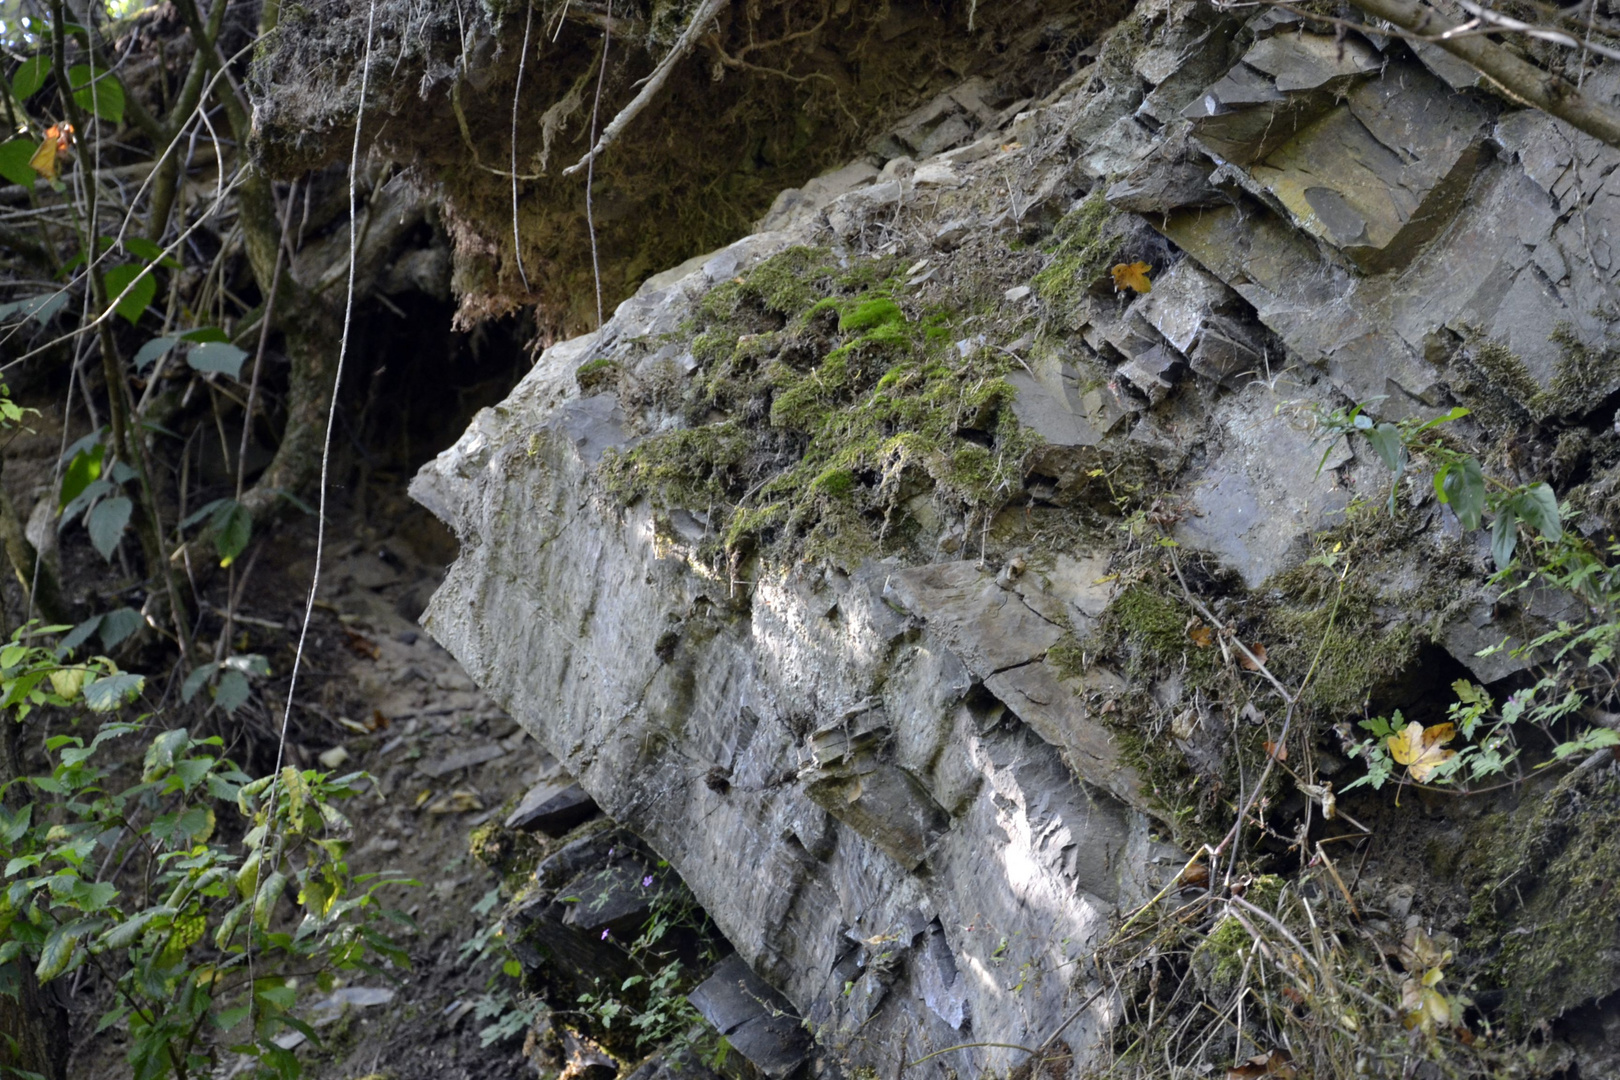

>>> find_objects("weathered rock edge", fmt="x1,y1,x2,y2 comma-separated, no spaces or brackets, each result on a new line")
412,349,1181,1074
406,0,1620,1072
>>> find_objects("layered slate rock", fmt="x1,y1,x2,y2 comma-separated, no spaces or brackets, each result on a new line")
1128,11,1620,411
410,0,1620,1073
414,309,1179,1077
688,957,812,1078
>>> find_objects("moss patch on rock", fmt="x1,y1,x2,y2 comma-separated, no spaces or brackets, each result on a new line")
1463,769,1620,1030
601,246,1039,568
1031,191,1123,327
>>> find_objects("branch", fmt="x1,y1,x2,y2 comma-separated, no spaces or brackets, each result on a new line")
1341,0,1620,148
1453,0,1620,63
561,0,730,177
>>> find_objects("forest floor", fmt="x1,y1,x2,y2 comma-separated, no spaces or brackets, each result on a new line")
1,394,545,1080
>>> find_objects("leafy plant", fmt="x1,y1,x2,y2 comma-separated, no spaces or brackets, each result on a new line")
0,625,414,1080
1312,402,1560,569
1319,401,1620,795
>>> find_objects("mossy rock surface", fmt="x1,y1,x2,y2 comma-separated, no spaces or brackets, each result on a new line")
1464,769,1620,1029
600,246,1037,568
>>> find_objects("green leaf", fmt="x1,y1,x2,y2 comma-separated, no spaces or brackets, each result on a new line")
1515,482,1562,541
95,1005,132,1034
60,479,113,532
223,653,272,677
1550,726,1620,760
173,756,213,791
142,727,188,780
133,335,179,373
98,608,142,651
187,341,249,380
253,871,288,929
86,496,131,560
1437,455,1486,531
176,806,215,844
122,237,179,270
1366,422,1407,475
35,925,81,982
213,501,252,566
58,443,103,510
55,616,102,658
1492,507,1519,571
84,672,143,712
102,265,155,325
1410,405,1470,435
179,497,230,531
0,292,69,326
11,56,50,100
214,899,249,950
68,65,125,125
181,663,218,704
213,669,250,715
212,1004,252,1031
80,880,117,912
503,959,522,978
0,140,36,188
0,804,31,845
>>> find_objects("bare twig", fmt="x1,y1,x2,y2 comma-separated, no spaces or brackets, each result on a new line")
512,0,535,293
586,0,612,328
562,0,729,177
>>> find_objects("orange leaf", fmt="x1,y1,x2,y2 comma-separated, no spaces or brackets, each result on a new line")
1264,739,1288,762
1239,642,1268,671
1111,261,1152,294
29,123,73,181
1188,623,1214,648
1178,861,1210,889
1388,721,1456,782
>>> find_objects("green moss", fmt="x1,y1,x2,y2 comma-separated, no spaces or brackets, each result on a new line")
600,422,754,511
1263,571,1421,718
599,246,1037,568
1113,586,1182,647
1457,323,1617,423
575,357,621,395
1047,633,1087,680
1463,770,1620,1029
1193,916,1251,1001
1449,328,1549,426
1031,191,1120,324
1545,322,1617,418
810,467,855,498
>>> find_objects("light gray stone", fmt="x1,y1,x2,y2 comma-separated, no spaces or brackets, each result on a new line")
883,561,1063,676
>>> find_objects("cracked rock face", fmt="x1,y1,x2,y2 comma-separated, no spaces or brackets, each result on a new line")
413,369,1179,1073
405,0,1620,1073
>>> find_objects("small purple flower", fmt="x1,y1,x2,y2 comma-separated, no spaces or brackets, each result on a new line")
642,875,654,888
601,929,611,940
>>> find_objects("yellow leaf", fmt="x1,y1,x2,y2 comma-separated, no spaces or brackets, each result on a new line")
48,668,85,701
28,123,72,181
1111,261,1153,294
28,138,57,181
1388,721,1456,782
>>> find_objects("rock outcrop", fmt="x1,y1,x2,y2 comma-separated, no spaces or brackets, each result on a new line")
393,0,1620,1074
